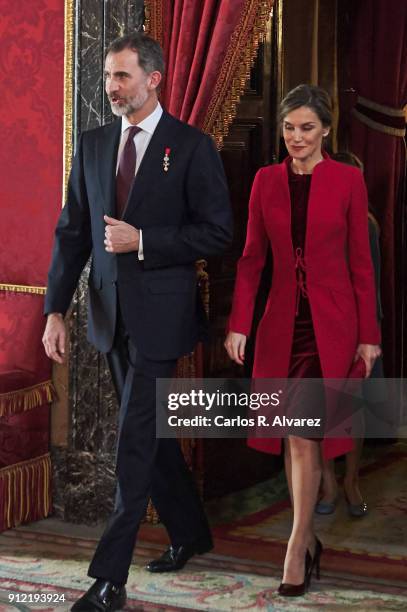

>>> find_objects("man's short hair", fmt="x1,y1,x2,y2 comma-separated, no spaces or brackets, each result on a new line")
106,33,165,75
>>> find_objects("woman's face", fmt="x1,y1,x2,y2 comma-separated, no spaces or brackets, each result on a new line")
282,106,329,163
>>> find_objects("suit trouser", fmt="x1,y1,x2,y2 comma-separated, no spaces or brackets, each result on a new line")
87,322,212,585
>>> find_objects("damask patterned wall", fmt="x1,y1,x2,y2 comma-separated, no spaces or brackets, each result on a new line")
52,0,145,523
0,1,64,285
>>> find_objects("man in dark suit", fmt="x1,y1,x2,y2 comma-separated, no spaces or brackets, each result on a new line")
43,33,232,612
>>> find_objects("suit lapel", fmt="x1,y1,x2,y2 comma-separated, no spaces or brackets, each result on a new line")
122,112,176,220
96,120,121,217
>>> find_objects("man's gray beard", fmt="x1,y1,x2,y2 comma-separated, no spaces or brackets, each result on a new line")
109,93,149,117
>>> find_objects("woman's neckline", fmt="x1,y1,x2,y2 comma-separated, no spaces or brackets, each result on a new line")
290,157,323,176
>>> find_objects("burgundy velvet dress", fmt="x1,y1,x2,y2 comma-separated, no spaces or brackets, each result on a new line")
286,159,325,427
287,159,322,378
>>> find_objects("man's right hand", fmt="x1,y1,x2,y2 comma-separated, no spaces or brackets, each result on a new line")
42,313,66,364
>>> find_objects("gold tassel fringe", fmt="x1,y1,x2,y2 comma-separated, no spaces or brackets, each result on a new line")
0,380,55,418
144,0,162,44
0,453,51,530
0,283,46,295
204,0,274,148
144,498,160,524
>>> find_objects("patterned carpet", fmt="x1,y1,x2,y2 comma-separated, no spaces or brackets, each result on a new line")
210,443,407,581
0,554,406,611
1,444,406,610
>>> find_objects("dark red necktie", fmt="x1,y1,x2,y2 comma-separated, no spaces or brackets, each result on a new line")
116,125,142,219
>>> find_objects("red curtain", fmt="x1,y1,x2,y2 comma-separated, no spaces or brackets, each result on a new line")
339,0,407,376
146,0,273,144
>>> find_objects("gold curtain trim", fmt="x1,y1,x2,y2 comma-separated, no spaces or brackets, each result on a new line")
0,454,51,530
0,283,46,295
203,0,274,148
145,0,273,148
357,95,406,118
145,499,160,524
176,352,196,378
195,259,209,315
0,380,55,418
144,1,163,47
64,0,74,204
352,108,406,138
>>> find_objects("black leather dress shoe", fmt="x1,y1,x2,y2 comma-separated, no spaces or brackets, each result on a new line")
70,579,126,611
146,538,213,573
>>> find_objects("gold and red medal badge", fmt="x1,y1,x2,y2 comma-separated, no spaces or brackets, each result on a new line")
163,147,171,172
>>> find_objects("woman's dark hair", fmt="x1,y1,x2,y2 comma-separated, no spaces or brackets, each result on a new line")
280,84,332,127
106,33,165,75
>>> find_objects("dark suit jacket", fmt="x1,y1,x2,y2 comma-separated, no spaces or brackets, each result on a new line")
45,111,232,359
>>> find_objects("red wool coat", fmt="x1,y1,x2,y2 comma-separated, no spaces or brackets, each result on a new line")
228,156,381,460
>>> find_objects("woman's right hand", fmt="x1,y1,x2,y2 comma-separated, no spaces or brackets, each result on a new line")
224,331,247,365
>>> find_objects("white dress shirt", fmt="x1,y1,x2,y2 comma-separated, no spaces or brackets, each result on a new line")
117,103,163,260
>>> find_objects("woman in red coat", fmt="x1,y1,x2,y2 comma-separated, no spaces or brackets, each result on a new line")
225,85,381,596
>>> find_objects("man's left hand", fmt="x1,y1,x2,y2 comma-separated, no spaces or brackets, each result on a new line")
104,215,139,253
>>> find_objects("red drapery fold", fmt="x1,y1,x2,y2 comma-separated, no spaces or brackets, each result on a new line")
339,0,407,375
145,0,273,378
146,0,273,145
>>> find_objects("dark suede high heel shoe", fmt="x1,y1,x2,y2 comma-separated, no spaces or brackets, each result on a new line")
277,549,312,597
277,537,323,597
310,536,323,581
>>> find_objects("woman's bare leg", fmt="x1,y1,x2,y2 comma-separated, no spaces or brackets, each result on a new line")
282,435,321,584
284,438,293,506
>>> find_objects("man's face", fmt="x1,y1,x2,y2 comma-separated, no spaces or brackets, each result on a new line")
104,49,153,117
